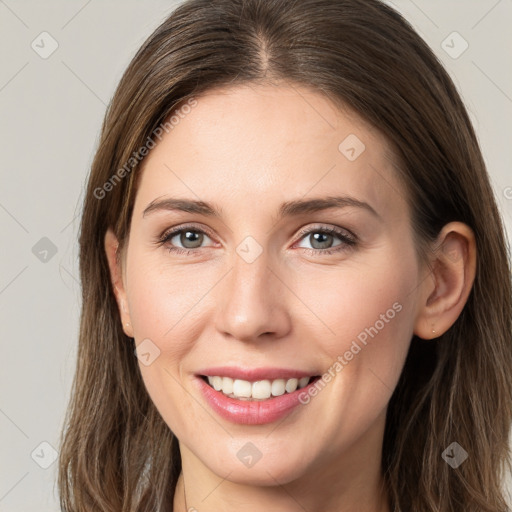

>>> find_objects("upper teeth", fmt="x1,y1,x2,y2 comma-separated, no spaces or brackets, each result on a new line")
207,376,312,400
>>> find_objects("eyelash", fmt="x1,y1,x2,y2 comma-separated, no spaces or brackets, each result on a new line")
157,223,357,257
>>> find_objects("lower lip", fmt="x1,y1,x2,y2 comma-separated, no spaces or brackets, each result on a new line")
195,376,319,425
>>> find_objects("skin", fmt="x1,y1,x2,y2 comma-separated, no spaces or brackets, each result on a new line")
105,82,476,512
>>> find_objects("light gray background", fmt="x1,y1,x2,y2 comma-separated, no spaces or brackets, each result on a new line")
1,1,511,510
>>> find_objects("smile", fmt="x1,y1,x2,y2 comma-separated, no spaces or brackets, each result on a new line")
195,367,322,425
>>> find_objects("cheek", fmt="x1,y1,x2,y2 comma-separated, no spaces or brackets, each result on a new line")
124,249,225,431
125,259,210,437
295,255,417,454
300,255,415,358
126,252,212,353
295,246,418,423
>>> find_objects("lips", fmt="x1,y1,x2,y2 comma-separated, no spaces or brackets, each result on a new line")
194,366,322,424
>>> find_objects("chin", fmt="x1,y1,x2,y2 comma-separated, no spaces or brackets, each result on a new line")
201,441,315,486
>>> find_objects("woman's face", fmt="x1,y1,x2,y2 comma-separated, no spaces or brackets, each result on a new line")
114,83,428,486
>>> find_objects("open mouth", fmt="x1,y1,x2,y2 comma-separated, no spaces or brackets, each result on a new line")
200,375,321,401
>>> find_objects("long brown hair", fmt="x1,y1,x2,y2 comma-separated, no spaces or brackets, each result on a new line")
57,0,512,510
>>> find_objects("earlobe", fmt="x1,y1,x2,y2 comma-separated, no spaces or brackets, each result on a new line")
104,228,134,337
413,222,477,340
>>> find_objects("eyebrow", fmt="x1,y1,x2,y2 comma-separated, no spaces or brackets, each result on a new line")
142,195,381,220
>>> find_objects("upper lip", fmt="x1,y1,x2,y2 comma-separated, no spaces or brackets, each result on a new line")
196,366,318,381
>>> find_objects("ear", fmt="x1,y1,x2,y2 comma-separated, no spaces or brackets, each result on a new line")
104,228,134,337
413,221,477,340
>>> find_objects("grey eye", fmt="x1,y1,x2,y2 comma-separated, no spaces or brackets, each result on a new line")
172,230,206,249
297,231,343,250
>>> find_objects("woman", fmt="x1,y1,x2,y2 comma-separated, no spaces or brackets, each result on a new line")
57,0,512,510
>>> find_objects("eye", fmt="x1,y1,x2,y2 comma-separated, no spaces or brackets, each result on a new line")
157,224,357,256
158,224,216,255
294,225,357,255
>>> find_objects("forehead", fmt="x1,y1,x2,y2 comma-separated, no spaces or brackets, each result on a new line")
134,83,408,221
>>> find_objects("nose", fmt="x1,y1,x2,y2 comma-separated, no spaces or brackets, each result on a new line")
214,250,292,343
